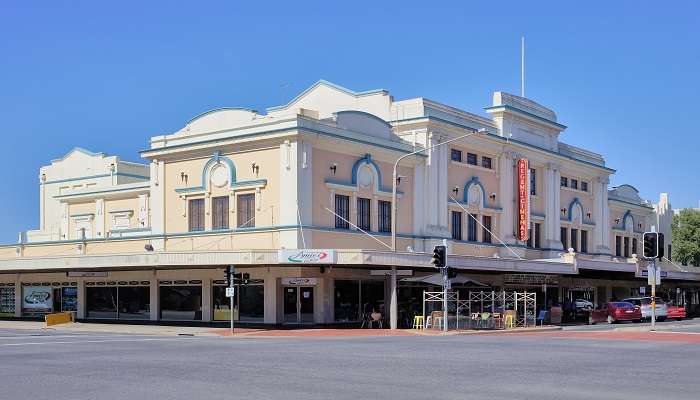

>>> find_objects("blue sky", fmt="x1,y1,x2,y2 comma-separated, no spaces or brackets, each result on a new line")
1,1,698,243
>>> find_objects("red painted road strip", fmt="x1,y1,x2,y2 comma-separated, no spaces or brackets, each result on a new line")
501,330,700,343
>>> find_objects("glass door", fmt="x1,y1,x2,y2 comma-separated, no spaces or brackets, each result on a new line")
299,287,314,323
283,287,298,323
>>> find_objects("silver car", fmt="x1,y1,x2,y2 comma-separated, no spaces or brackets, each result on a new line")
622,297,667,320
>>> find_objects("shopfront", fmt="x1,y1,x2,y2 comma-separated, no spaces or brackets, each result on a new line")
333,279,385,323
0,283,15,317
282,278,315,324
85,281,150,320
159,280,202,321
22,282,78,317
212,279,264,322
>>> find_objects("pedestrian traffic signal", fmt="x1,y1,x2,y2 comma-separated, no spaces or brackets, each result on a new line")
446,267,457,279
657,233,665,260
431,245,446,268
643,232,658,259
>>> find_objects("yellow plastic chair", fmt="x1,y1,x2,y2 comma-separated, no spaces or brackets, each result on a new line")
504,314,515,328
412,315,424,329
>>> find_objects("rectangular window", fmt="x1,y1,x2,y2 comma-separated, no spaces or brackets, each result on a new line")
378,200,392,233
213,281,264,322
468,214,478,241
534,223,542,249
530,168,537,195
466,153,477,165
581,181,588,192
526,224,533,248
237,193,256,228
482,215,492,243
632,238,638,256
561,227,568,250
357,197,371,231
451,211,462,240
581,230,588,253
482,156,492,169
160,285,202,321
624,236,630,258
571,228,578,252
561,177,568,187
616,236,622,257
571,179,578,190
212,196,229,230
188,198,205,232
334,194,350,229
451,149,462,162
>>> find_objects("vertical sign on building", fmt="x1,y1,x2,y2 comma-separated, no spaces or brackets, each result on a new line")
517,158,530,242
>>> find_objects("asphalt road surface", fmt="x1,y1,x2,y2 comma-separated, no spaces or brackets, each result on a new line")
0,328,698,400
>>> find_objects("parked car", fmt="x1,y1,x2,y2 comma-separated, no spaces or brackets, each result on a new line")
574,299,594,310
667,305,686,321
622,297,667,321
589,302,642,324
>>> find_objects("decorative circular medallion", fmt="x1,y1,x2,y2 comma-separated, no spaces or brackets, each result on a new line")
210,164,229,188
357,165,373,188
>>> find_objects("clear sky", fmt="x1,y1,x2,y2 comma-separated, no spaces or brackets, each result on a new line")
1,1,698,243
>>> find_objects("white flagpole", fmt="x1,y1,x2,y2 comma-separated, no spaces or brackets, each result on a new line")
521,36,525,97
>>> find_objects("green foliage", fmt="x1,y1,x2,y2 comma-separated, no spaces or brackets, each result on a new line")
672,209,700,266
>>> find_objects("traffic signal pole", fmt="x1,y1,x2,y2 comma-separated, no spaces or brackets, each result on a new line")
651,258,656,331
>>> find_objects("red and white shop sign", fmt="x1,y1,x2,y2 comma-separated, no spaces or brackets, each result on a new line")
517,158,530,242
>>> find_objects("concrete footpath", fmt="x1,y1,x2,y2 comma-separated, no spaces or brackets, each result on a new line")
0,320,561,338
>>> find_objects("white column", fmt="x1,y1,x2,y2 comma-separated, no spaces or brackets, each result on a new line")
264,276,278,324
544,163,563,251
596,177,611,255
150,160,165,250
95,198,105,238
14,279,21,317
149,278,159,321
201,278,212,322
424,133,449,237
77,280,86,319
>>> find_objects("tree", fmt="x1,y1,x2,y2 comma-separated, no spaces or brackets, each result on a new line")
672,209,700,267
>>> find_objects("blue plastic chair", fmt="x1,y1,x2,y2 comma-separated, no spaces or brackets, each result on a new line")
535,310,548,325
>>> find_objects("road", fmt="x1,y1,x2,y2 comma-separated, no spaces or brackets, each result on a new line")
0,327,698,400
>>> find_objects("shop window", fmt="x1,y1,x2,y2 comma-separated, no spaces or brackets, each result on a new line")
0,287,15,316
237,193,255,228
467,213,478,241
357,197,371,231
561,227,568,250
188,198,205,232
160,285,202,320
451,211,462,240
482,215,492,244
378,200,391,233
581,230,588,253
615,236,622,257
334,194,350,229
530,168,536,195
212,196,229,230
571,228,578,252
482,156,492,169
466,153,477,166
451,149,462,162
213,281,264,322
560,177,568,187
86,287,118,319
334,280,384,322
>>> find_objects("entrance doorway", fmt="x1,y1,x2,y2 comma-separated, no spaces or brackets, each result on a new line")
283,286,314,324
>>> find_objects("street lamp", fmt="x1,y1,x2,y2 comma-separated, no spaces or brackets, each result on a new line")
387,127,486,329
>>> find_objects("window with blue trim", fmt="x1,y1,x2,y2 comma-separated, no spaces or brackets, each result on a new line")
357,198,371,231
451,211,462,240
378,200,391,233
188,199,205,232
467,214,478,241
334,195,350,229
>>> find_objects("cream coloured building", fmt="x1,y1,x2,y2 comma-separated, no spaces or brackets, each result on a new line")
1,80,698,325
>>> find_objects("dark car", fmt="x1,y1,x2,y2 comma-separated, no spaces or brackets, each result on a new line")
589,302,642,324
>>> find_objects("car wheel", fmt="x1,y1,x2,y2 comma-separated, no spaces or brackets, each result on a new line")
607,315,614,324
633,319,641,323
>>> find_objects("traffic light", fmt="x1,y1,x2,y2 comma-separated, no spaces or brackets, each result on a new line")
225,266,233,284
242,273,250,285
643,232,658,259
232,272,242,284
657,233,665,260
431,245,446,268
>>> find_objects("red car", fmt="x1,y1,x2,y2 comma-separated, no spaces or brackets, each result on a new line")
589,302,642,324
667,305,686,321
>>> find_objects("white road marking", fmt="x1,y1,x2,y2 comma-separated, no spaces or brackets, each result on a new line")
0,337,206,347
